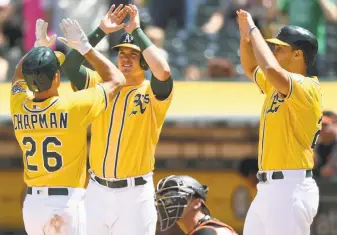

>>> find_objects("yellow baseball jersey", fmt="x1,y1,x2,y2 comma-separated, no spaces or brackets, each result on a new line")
75,68,173,179
253,66,322,170
10,80,108,187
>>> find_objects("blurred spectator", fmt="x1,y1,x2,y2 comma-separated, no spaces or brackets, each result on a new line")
313,111,337,177
239,158,258,186
149,0,186,31
184,64,202,81
42,0,110,54
0,55,8,81
23,0,43,52
277,0,337,77
41,0,65,53
202,0,274,36
1,0,21,80
144,26,168,60
207,57,235,79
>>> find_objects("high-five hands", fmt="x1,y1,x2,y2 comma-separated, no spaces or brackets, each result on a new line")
58,19,92,55
99,4,130,34
236,9,256,42
34,19,57,47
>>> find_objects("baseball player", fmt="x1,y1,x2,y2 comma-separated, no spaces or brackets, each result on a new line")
156,175,238,235
11,19,125,235
60,4,173,235
237,10,322,235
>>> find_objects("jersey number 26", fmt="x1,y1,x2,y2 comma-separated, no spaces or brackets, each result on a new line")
22,136,63,172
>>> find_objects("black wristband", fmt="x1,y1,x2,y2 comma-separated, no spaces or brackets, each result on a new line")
131,27,153,51
88,27,107,47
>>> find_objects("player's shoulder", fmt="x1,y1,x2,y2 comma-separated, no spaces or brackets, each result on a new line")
11,80,28,95
290,73,320,86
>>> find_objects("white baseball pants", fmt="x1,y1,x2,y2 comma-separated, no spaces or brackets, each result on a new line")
85,172,157,235
23,187,86,235
243,170,319,235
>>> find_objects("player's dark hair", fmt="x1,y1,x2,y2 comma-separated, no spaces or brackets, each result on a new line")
323,111,337,121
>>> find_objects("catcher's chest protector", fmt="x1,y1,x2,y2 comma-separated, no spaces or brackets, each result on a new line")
189,219,237,235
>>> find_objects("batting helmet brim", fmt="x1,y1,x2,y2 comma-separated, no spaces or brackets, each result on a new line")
54,51,65,65
266,38,291,46
111,43,141,52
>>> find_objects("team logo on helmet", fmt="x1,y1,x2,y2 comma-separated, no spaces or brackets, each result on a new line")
123,34,134,43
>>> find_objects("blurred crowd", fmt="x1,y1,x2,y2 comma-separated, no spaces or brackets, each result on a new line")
313,110,337,180
1,0,337,81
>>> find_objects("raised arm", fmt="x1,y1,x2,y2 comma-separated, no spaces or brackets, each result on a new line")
319,0,337,23
13,19,58,84
125,5,171,81
238,19,258,80
58,19,125,102
12,56,25,84
237,10,289,95
60,4,129,90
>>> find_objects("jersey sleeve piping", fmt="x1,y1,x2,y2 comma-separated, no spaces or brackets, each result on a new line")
253,67,264,94
97,84,108,110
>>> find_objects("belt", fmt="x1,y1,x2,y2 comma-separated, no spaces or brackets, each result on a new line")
27,187,69,196
257,170,312,183
92,175,147,189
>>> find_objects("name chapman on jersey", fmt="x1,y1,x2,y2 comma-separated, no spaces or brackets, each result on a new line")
12,112,68,130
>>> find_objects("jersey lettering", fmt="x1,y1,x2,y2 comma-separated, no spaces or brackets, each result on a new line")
13,112,68,130
266,93,284,114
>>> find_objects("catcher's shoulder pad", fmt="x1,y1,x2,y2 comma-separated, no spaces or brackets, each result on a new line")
190,219,237,235
191,227,217,235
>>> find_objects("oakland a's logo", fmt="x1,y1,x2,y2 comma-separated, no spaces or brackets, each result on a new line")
129,94,150,116
267,93,284,114
123,34,134,43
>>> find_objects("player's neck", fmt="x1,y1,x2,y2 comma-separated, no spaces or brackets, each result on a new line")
34,89,59,101
125,74,145,86
178,211,205,234
288,63,306,76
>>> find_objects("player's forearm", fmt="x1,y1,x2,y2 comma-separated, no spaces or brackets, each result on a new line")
84,48,125,85
319,0,337,22
250,28,289,95
62,27,107,89
240,39,258,80
132,28,171,81
12,55,26,84
143,46,171,81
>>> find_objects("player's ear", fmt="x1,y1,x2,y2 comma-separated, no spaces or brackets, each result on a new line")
53,71,61,88
192,198,202,210
293,50,303,61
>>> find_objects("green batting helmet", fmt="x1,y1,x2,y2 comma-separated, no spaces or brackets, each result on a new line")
22,46,65,92
266,25,318,66
112,33,149,71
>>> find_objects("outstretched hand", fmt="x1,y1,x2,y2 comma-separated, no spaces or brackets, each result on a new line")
34,19,57,47
124,4,141,34
99,4,130,34
236,9,255,42
58,19,92,55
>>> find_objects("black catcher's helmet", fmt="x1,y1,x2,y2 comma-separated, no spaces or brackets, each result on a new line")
155,175,210,231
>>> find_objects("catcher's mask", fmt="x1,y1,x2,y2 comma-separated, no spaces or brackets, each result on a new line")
155,175,210,232
112,33,149,71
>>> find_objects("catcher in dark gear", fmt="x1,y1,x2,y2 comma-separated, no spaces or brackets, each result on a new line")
156,175,237,235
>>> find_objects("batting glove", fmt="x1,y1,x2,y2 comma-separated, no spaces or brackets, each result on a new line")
58,19,92,55
34,19,57,48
